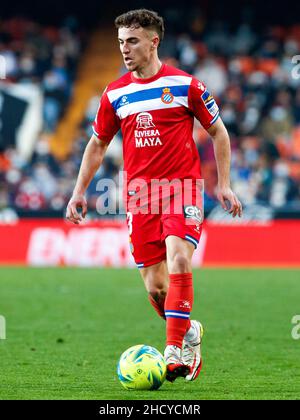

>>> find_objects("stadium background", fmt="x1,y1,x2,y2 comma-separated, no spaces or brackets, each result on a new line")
0,0,299,400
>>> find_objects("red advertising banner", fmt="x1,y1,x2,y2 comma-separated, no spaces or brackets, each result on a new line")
0,219,299,267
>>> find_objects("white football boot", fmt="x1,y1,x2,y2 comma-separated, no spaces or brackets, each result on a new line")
182,320,204,381
164,345,190,382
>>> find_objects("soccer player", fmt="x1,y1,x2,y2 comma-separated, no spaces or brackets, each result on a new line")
66,9,242,382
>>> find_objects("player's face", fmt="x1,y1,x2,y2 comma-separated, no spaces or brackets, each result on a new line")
118,26,157,72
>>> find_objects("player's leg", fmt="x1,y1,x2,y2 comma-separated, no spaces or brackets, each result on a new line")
139,260,168,320
165,235,195,348
162,235,195,379
166,234,194,273
126,211,169,319
161,191,204,380
140,257,194,328
165,235,204,381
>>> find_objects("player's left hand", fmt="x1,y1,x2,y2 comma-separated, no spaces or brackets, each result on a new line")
216,186,243,218
66,194,87,224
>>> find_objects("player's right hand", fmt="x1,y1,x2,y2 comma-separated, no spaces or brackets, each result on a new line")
66,194,87,224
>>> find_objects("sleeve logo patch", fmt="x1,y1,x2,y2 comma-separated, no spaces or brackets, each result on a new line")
201,90,219,117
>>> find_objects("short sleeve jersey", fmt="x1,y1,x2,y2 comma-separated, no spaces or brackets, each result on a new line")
93,63,219,186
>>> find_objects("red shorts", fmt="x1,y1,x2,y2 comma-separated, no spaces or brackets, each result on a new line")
126,200,203,268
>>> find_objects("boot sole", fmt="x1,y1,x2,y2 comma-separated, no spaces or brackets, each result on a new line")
166,364,191,382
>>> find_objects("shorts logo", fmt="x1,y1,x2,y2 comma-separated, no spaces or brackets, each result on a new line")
194,224,201,234
184,205,203,224
136,112,156,129
161,87,174,104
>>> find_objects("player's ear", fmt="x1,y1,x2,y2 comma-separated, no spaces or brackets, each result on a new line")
151,34,160,49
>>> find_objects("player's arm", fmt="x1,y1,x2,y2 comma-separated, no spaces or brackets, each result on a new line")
66,135,108,224
207,118,242,218
188,78,242,217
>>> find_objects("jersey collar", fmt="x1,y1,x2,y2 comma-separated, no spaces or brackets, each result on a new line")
130,63,166,84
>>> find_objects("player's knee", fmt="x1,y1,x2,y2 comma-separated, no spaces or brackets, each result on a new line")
169,252,190,273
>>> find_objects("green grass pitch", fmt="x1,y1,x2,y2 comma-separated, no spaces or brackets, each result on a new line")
0,267,299,400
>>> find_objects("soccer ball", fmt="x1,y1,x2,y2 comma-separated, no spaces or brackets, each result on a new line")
117,344,166,390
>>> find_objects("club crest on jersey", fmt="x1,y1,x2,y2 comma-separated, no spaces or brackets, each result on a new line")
161,87,174,104
136,112,156,129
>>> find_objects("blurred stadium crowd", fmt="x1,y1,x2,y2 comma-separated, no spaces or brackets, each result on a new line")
0,13,300,217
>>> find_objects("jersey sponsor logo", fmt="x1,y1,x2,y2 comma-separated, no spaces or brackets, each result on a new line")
135,112,163,148
136,112,155,129
135,137,163,148
183,205,203,224
161,87,174,104
201,90,219,117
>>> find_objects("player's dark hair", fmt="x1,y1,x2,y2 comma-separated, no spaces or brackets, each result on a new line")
115,9,165,45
